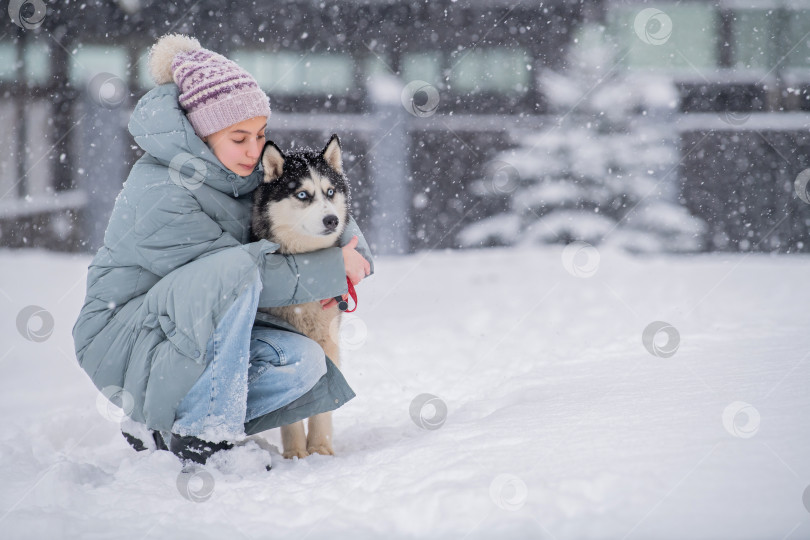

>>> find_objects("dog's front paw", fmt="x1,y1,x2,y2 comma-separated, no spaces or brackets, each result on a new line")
306,443,334,456
282,448,310,460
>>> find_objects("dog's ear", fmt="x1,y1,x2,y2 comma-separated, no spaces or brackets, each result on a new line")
261,141,285,182
322,134,342,174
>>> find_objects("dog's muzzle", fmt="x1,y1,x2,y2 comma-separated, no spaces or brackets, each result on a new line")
323,215,339,232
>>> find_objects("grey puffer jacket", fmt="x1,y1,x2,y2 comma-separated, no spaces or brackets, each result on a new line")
72,83,373,433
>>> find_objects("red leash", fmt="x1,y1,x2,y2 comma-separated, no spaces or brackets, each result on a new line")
345,277,358,312
334,277,358,312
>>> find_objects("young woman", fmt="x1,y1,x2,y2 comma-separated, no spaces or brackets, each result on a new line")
72,34,372,466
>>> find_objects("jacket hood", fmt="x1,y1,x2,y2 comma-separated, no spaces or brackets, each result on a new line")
128,84,263,197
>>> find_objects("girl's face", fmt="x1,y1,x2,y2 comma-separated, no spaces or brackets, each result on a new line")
203,116,268,177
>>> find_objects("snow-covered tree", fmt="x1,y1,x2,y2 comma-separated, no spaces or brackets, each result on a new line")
458,23,708,253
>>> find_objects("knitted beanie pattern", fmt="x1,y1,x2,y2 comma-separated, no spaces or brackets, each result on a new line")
148,34,271,137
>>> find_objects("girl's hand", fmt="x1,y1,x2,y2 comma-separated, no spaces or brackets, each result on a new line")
342,236,371,286
320,294,348,310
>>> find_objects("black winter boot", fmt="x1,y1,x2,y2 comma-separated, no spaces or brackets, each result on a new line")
121,419,168,452
168,433,234,465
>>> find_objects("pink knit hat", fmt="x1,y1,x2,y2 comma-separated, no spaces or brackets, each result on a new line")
148,34,271,137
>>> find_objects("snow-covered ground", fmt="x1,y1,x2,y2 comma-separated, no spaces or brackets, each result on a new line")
1,246,808,539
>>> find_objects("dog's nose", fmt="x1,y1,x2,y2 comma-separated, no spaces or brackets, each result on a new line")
323,215,339,231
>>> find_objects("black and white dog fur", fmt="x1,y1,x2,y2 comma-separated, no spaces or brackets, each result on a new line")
251,134,349,459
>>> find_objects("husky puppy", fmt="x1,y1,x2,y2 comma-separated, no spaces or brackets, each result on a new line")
251,134,349,459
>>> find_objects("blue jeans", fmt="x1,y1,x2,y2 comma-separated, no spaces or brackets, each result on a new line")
171,272,327,441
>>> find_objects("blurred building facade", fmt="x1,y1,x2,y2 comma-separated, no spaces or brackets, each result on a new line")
1,0,809,254
0,0,588,255
606,0,810,253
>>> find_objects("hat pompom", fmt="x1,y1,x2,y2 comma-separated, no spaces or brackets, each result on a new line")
148,34,201,85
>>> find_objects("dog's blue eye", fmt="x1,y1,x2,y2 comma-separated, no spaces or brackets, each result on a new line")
327,188,334,197
297,192,308,200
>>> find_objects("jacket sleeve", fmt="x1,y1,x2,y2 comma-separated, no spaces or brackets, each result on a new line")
132,185,241,277
132,184,376,308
